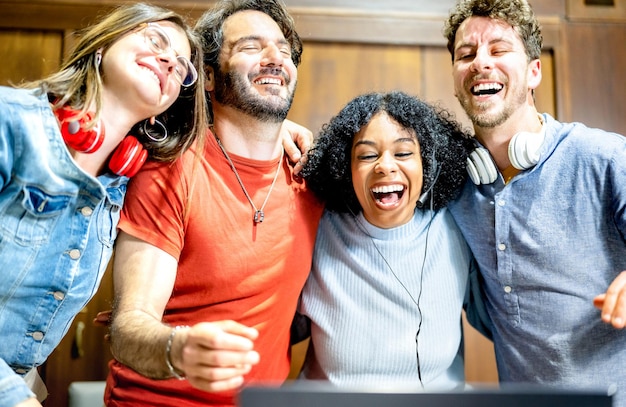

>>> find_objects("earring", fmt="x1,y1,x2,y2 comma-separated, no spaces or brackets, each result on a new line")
142,118,168,142
95,49,102,69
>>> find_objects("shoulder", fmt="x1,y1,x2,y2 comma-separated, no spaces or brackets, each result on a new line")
316,210,357,240
546,114,625,147
543,114,626,166
429,207,466,237
0,86,45,107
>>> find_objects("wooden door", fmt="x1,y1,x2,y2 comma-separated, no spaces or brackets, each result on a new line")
0,29,62,87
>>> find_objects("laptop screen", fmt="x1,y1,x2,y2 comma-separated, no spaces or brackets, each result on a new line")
238,382,614,407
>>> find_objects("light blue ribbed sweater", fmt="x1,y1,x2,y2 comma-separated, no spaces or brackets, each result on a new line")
299,208,471,390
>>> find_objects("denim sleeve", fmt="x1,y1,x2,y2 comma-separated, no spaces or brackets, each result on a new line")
463,258,493,341
0,108,15,189
0,360,35,407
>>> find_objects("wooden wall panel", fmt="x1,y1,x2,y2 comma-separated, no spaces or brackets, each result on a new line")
567,0,626,22
291,44,557,136
535,52,557,118
0,30,63,86
288,41,423,133
561,22,626,134
421,47,472,131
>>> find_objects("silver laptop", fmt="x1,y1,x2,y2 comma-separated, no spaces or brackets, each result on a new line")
238,382,614,407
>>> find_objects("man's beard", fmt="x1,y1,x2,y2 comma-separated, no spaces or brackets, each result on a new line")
457,79,527,129
464,98,514,128
213,67,295,123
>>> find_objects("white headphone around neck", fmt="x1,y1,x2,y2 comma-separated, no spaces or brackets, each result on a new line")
466,123,546,185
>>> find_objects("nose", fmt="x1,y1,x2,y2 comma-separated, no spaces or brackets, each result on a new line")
470,47,494,73
156,48,175,64
155,51,179,75
375,152,397,175
261,43,284,66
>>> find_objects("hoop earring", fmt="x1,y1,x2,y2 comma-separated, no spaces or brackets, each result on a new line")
143,118,168,142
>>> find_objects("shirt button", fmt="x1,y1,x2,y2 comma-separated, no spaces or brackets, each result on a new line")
498,243,506,251
32,331,44,341
498,199,505,206
53,291,65,301
81,207,93,217
69,249,81,259
504,286,512,293
15,368,28,374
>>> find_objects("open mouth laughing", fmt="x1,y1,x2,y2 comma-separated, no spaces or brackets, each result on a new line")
471,82,503,96
254,77,283,86
371,184,406,206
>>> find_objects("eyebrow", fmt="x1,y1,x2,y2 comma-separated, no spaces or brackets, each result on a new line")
456,37,515,51
354,137,417,147
231,35,289,47
232,35,261,45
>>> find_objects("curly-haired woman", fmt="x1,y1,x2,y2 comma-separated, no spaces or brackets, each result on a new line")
296,91,487,390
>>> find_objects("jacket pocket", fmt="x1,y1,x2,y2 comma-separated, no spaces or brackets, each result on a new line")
4,185,70,245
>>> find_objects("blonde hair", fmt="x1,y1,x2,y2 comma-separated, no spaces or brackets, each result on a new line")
22,2,207,162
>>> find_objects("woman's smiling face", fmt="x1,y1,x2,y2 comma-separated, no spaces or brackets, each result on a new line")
351,112,424,229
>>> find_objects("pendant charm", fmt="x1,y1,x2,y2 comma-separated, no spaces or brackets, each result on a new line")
254,210,265,223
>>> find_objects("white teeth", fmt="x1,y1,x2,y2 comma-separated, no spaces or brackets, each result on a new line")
255,78,281,85
472,82,502,93
371,185,404,194
140,66,160,85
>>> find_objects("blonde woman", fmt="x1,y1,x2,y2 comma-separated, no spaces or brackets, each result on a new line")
0,4,206,406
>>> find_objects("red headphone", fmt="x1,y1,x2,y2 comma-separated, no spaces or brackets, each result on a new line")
55,107,147,177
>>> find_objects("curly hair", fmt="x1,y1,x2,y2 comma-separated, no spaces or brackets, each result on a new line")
443,0,543,62
301,91,474,213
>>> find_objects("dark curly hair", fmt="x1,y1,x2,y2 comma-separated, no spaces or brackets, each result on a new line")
301,91,474,212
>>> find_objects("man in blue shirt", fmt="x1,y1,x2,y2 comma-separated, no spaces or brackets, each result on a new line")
443,0,626,406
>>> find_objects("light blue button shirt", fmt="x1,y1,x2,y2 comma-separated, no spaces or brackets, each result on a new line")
449,114,626,407
0,86,127,406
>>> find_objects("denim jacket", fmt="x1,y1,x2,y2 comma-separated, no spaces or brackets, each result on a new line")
0,86,127,406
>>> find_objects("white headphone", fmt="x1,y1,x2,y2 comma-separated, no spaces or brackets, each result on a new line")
467,122,546,185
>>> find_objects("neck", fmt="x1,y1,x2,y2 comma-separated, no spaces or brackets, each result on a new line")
99,91,149,144
211,104,283,160
474,107,542,171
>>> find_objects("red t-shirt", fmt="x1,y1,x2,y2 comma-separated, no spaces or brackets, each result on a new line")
105,133,324,406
